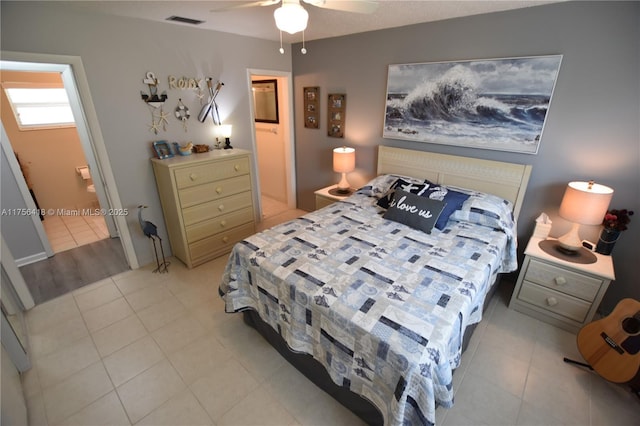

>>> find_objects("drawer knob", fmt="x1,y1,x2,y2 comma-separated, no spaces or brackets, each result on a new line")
222,236,229,243
234,164,240,171
554,276,567,286
546,297,558,307
220,220,227,227
218,204,225,211
216,187,223,194
189,173,198,181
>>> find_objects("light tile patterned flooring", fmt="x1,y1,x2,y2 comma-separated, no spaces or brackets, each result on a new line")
42,213,109,253
20,207,639,425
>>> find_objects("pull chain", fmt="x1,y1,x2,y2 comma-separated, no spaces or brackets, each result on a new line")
279,30,285,54
301,30,307,54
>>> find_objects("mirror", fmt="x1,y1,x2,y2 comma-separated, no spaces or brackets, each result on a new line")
252,79,279,123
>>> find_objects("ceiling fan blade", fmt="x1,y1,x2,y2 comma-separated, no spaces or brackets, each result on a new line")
303,0,378,14
211,0,280,12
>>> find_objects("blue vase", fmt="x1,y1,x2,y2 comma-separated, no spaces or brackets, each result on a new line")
595,227,620,255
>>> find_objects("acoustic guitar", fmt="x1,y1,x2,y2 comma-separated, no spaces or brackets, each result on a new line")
577,298,640,384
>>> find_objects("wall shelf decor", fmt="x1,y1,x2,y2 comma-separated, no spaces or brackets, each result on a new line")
327,93,346,138
383,55,562,154
304,87,319,129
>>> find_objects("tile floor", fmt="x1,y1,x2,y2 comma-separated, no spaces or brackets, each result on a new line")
20,208,639,425
42,213,109,253
261,195,290,219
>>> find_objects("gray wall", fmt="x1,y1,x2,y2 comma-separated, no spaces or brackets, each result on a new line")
292,1,639,312
1,1,638,313
1,1,292,267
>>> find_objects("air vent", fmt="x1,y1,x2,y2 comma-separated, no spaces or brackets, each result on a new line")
166,16,205,25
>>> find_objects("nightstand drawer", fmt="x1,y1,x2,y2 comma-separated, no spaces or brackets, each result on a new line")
174,157,250,189
517,281,591,322
525,258,602,302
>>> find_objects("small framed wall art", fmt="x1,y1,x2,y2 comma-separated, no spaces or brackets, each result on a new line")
303,86,319,129
327,93,346,138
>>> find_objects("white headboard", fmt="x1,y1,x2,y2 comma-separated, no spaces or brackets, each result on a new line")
377,146,532,221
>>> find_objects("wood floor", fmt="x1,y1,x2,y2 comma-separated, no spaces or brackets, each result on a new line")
19,237,130,305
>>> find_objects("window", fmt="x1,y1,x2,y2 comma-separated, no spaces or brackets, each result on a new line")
3,83,75,130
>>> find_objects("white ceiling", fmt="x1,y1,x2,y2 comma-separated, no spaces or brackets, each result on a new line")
64,0,564,43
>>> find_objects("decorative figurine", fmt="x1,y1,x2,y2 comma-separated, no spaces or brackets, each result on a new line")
137,205,170,273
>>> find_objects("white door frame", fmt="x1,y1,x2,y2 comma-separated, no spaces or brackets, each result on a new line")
246,68,296,218
1,51,138,269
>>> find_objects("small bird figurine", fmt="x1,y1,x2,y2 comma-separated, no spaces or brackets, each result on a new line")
137,205,169,273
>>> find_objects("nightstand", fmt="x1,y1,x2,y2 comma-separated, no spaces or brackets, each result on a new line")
314,184,353,210
509,236,615,333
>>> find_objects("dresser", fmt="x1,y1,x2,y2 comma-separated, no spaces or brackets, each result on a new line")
509,237,615,333
151,149,256,268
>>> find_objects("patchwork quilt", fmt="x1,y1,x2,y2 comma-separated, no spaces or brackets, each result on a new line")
220,190,517,425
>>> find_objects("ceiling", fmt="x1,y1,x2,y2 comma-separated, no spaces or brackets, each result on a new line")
64,0,564,43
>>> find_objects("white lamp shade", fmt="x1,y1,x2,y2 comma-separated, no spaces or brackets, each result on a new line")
558,181,613,225
333,147,355,173
274,0,308,34
219,124,232,138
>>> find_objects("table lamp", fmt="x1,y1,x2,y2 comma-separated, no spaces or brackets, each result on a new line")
220,124,233,149
556,180,613,254
332,147,355,194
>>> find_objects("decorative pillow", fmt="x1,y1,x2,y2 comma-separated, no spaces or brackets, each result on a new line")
383,190,445,234
449,189,515,233
357,174,427,198
376,178,428,209
416,184,471,230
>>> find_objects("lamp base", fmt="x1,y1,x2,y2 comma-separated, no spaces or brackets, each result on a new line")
223,138,233,149
554,245,581,256
329,187,353,196
538,239,597,264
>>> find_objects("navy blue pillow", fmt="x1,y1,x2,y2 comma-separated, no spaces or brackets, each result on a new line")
383,190,445,234
418,185,470,230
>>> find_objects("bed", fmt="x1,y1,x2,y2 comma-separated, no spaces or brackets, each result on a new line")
219,146,532,425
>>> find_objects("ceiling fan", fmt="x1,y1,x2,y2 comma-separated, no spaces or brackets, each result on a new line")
213,0,379,35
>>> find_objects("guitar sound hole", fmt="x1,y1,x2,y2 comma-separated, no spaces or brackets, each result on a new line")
622,317,640,335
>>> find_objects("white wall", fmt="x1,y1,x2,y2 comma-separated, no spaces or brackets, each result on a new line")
1,1,293,267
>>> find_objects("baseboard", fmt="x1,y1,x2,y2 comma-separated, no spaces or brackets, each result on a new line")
14,252,48,267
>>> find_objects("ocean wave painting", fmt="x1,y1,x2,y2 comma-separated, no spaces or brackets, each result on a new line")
383,55,562,154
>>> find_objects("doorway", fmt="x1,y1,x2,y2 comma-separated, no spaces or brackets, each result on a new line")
247,69,296,223
0,52,138,303
1,70,110,254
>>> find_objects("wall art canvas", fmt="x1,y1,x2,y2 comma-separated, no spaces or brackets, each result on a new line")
383,55,562,154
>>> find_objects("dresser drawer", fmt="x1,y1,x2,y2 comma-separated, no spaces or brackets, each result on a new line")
182,191,253,226
185,208,254,243
174,156,250,189
178,175,251,208
517,281,591,322
524,258,602,302
189,222,255,266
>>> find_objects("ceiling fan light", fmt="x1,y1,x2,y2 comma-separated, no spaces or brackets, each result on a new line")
274,2,308,34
